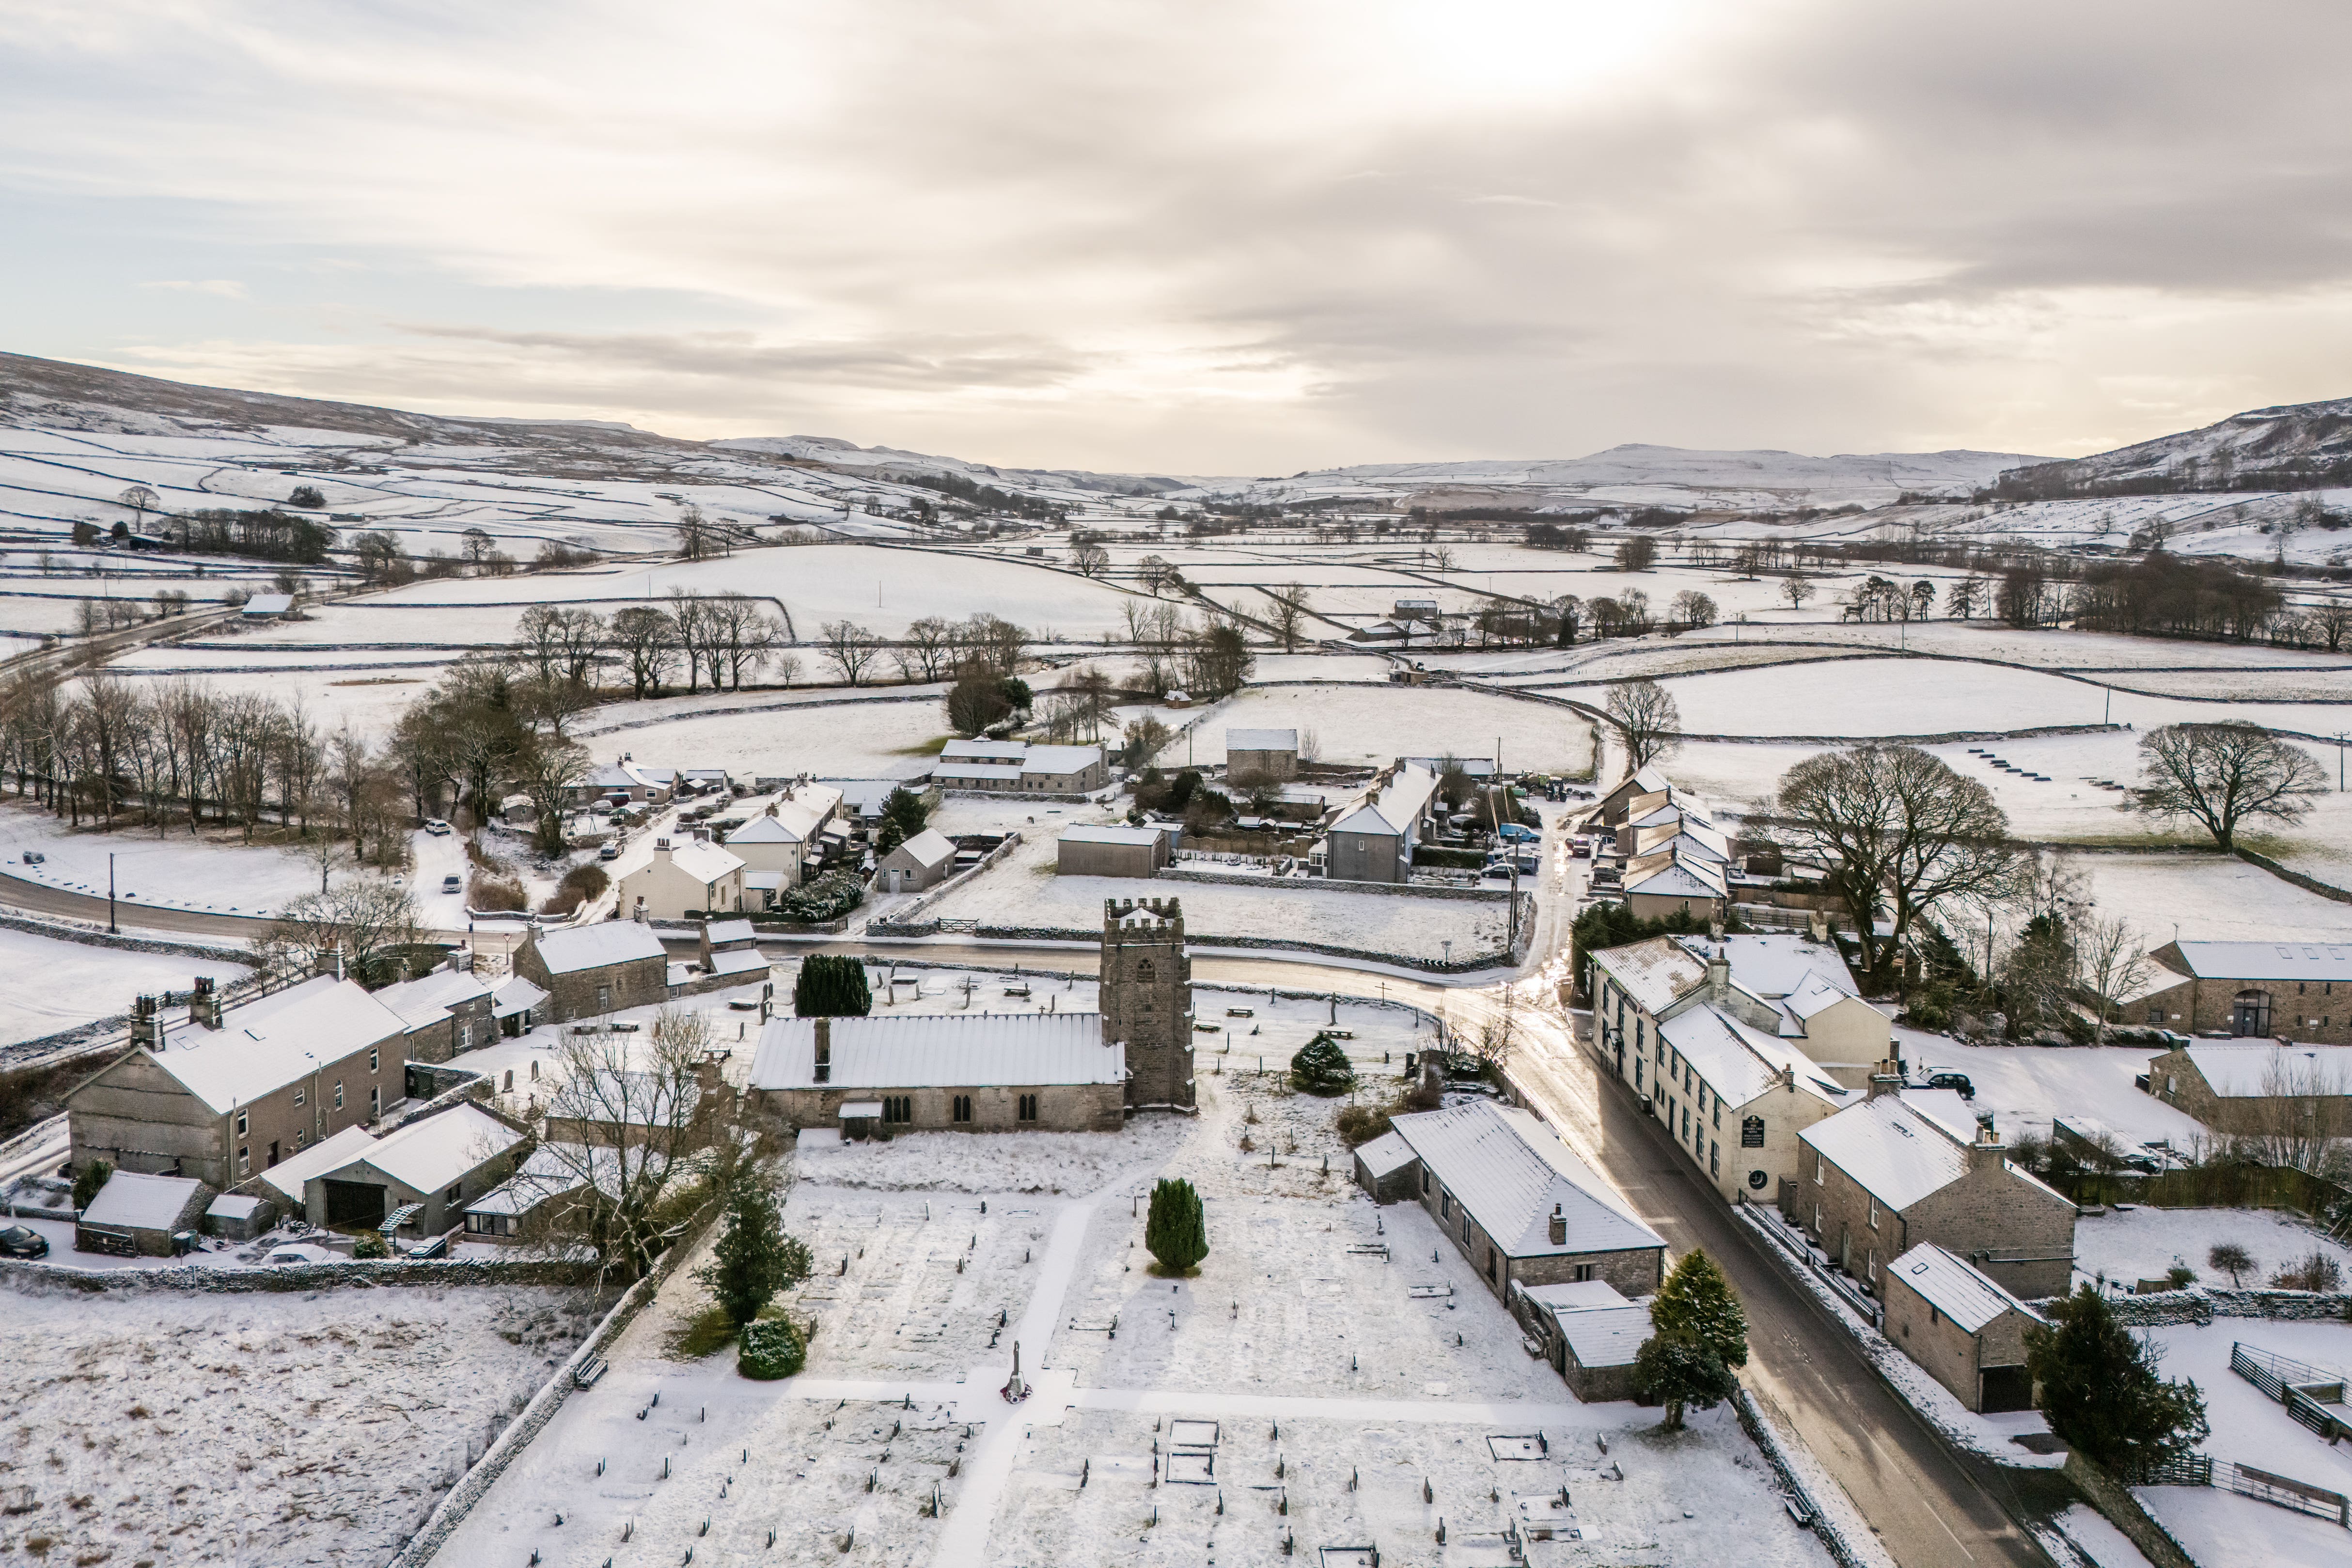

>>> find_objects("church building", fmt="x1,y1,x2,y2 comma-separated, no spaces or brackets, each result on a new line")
748,897,1197,1134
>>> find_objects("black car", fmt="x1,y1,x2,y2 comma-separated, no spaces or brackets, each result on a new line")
1923,1070,1975,1098
0,1224,50,1259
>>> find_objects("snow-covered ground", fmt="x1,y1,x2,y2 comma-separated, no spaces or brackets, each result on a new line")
1160,683,1594,774
922,823,1514,962
2071,1207,2352,1293
1888,1028,2205,1151
0,798,371,920
0,1277,597,1566
0,925,247,1046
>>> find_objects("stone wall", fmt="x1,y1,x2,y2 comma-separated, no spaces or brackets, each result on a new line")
1158,865,1516,902
0,1254,602,1294
2034,1284,2352,1326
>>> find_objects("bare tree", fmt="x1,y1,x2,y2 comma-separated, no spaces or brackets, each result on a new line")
2309,601,2352,654
2076,914,2150,1024
1266,584,1311,652
460,526,495,565
819,621,883,686
1069,540,1110,577
2133,722,2326,850
1668,590,1718,631
607,606,677,700
674,504,721,562
1604,679,1681,771
1781,574,1815,611
895,615,956,682
1760,744,2023,988
117,485,160,529
528,1010,727,1283
516,737,592,854
668,589,714,692
252,879,423,986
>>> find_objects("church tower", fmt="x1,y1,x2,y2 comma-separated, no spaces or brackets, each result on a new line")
1100,897,1195,1109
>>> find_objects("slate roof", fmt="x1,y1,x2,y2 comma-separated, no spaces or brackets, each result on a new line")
883,828,956,871
2181,1041,2352,1097
1354,1128,1417,1181
373,968,495,1031
1591,937,1708,1016
491,974,550,1019
1657,1004,1850,1110
1888,1243,2043,1333
1332,763,1440,837
1388,1101,1663,1260
1022,745,1103,776
531,921,666,974
750,1012,1124,1090
1622,847,1726,900
149,976,407,1115
938,739,1029,762
657,838,743,885
1521,1279,1654,1368
325,1103,522,1195
1798,1095,1968,1209
1059,825,1164,847
2168,941,2352,982
705,948,769,979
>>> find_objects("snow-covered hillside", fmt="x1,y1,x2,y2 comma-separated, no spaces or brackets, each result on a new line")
1995,395,2352,498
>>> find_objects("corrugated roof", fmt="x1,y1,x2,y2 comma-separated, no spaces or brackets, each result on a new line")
939,740,1029,762
82,1171,204,1231
1799,1095,1970,1210
152,976,407,1115
1389,1101,1663,1260
325,1102,521,1194
1354,1128,1417,1180
2170,941,2352,982
1228,729,1298,751
1888,1243,2042,1333
254,1124,378,1205
2182,1041,2352,1097
1060,825,1163,846
749,1012,1124,1090
532,921,666,974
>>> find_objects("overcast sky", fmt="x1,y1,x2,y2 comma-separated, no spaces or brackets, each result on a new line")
3,0,2349,473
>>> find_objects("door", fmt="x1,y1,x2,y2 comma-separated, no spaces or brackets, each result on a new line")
2232,990,2273,1037
1979,1365,2033,1413
322,1179,387,1228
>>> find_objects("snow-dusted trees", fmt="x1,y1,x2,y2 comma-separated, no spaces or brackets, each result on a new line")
1603,679,1681,772
2132,721,2325,850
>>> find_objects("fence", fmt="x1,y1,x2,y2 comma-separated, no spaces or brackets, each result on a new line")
2231,1341,2352,1443
2137,1451,2351,1530
1742,1203,1884,1328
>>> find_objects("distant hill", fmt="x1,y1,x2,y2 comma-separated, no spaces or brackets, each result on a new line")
1991,397,2352,502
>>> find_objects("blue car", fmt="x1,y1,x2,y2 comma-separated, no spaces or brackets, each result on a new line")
1495,823,1537,844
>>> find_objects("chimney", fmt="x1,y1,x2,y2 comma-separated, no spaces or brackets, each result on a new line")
1806,909,1830,943
812,1016,831,1084
189,975,223,1031
131,994,161,1051
633,896,648,923
655,836,673,858
1968,1121,2007,1171
1547,1204,1567,1247
1706,951,1729,1003
1865,1057,1902,1101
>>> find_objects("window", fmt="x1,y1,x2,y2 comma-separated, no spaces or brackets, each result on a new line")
1486,1247,1497,1281
1742,1115,1765,1149
884,1096,913,1125
1136,959,1156,985
1461,1211,1471,1243
295,1130,306,1150
2147,1004,2164,1024
953,1095,973,1124
1441,1190,1452,1218
1018,1093,1039,1123
445,1184,461,1204
1680,1106,1690,1141
1813,1154,1824,1184
1709,1142,1719,1177
1573,1263,1595,1283
1867,1194,1879,1230
238,1145,250,1176
1867,1249,1879,1283
1634,1058,1643,1090
334,1081,344,1110
293,1085,305,1106
597,986,612,1009
1421,1168,1431,1195
369,1049,379,1073
235,1110,248,1137
1712,1099,1721,1129
371,1086,380,1116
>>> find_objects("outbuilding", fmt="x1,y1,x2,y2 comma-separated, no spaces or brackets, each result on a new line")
305,1102,526,1239
512,922,669,1022
1882,1243,2044,1413
75,1170,213,1257
878,828,958,893
1226,729,1299,784
1515,1279,1655,1403
1056,823,1174,878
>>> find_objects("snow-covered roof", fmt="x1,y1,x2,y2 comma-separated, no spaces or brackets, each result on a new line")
1060,824,1164,847
705,918,757,947
1227,729,1298,752
935,762,1025,783
1591,937,1708,1016
1389,1101,1664,1260
939,739,1029,762
727,813,805,845
240,593,294,615
656,838,743,885
821,779,903,815
750,1013,1124,1090
706,948,769,979
1333,763,1440,838
82,1171,204,1231
1521,1279,1653,1368
1022,745,1102,775
1658,1005,1849,1110
1708,934,1858,1003
1354,1128,1417,1180
1800,1093,1997,1210
492,974,549,1019
1622,847,1726,900
1631,819,1730,864
254,1124,379,1206
1888,1244,2043,1334
743,870,784,891
883,828,956,869
464,1143,601,1216
2180,1041,2352,1097
152,975,407,1115
326,1103,521,1194
373,967,494,1030
1900,1087,1980,1143
206,1192,267,1221
2167,941,2352,982
531,921,666,974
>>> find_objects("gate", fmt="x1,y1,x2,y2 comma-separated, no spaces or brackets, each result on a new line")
322,1178,387,1228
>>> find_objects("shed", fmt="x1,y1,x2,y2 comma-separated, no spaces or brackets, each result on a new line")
238,593,295,619
252,1124,379,1209
1517,1279,1655,1402
204,1191,274,1241
878,828,957,893
461,1144,597,1244
1226,728,1300,783
1882,1244,2044,1412
1351,1128,1418,1204
306,1102,526,1238
76,1170,214,1257
1056,824,1172,878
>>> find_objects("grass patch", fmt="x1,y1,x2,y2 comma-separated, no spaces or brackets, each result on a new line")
668,1304,739,1361
891,735,956,756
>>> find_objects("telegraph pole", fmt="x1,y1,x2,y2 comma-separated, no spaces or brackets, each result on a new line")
108,852,118,934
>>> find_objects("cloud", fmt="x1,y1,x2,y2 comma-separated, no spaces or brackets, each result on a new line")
138,279,246,298
7,0,2352,468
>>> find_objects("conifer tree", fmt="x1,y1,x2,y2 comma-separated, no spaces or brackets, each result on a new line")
1288,1033,1357,1096
695,1166,812,1329
2027,1285,2209,1474
1634,1334,1736,1430
793,954,873,1016
1145,1177,1208,1274
1650,1250,1748,1368
877,787,930,855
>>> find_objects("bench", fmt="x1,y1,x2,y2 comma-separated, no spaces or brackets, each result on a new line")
572,1357,609,1390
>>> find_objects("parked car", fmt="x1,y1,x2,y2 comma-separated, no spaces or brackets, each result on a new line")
1495,823,1537,844
403,1234,450,1260
1919,1070,1975,1098
18,851,41,865
0,1224,49,1259
1568,838,1592,859
598,842,620,861
441,875,462,894
265,1244,339,1266
423,819,453,836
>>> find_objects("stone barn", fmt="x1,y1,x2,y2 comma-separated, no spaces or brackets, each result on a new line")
512,922,669,1022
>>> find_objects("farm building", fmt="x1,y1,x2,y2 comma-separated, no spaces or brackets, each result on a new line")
617,834,746,921
877,828,957,892
2140,1039,2352,1140
2135,940,2352,1042
303,1102,527,1239
1365,1100,1667,1302
1513,1279,1655,1403
373,964,497,1065
67,976,407,1191
1320,760,1441,884
238,592,294,619
934,740,1108,794
511,922,669,1022
251,1124,378,1211
1055,823,1175,878
76,1170,213,1257
1882,1244,2044,1414
1796,1073,2078,1301
1226,728,1299,783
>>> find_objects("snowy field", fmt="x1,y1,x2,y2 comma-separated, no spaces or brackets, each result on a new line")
0,798,376,920
2071,1206,2352,1292
571,693,951,780
0,925,247,1046
2136,1317,2352,1568
922,825,1513,961
0,1278,597,1567
1188,683,1593,774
